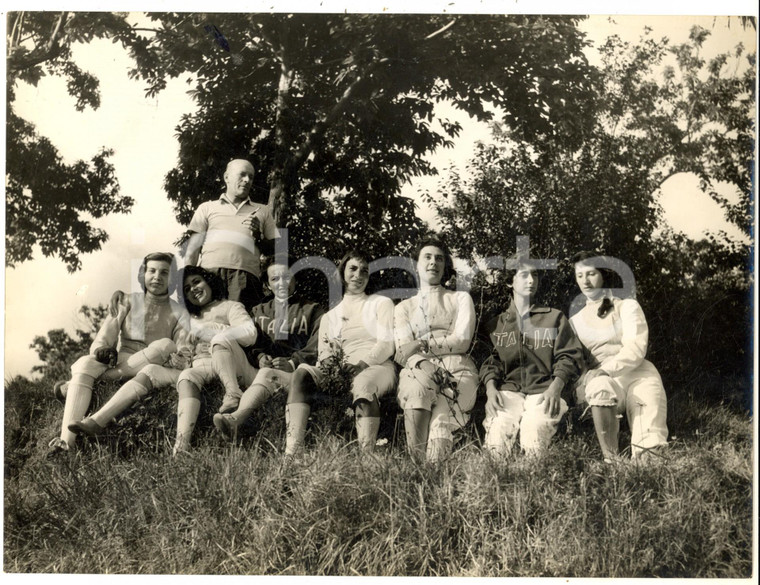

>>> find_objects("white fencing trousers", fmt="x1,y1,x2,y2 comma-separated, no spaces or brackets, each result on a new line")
483,389,568,456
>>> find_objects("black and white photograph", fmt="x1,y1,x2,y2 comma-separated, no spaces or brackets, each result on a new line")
3,0,757,579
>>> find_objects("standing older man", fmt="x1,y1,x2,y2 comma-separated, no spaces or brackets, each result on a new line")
184,159,278,310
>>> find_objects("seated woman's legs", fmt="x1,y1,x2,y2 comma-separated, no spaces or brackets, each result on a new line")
585,376,624,460
71,365,181,436
284,367,317,456
352,364,396,453
519,393,569,455
624,366,668,460
174,380,201,454
483,390,525,457
213,368,292,441
397,367,436,462
428,364,478,461
173,363,211,454
55,355,110,448
354,397,380,451
106,339,177,380
427,398,456,462
211,338,257,414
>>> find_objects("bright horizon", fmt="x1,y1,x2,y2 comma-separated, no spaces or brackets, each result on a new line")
3,11,756,380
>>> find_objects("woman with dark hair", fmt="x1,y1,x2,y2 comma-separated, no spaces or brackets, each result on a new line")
68,265,258,453
479,252,582,458
180,265,228,314
171,265,259,454
284,249,396,455
394,237,478,462
212,254,324,442
569,251,668,461
50,252,188,455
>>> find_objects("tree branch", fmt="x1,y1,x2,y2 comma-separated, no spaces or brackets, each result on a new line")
8,12,24,51
268,16,456,213
46,12,68,54
8,11,69,74
291,20,457,172
291,57,389,172
425,18,457,40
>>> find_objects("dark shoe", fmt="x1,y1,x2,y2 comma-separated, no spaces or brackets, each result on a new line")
213,413,238,441
68,417,105,437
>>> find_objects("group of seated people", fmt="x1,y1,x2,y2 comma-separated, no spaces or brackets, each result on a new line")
48,237,669,464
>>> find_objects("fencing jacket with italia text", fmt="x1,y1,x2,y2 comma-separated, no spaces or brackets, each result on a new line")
479,299,583,395
247,296,325,368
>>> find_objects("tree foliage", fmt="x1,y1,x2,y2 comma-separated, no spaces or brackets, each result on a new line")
6,12,143,271
29,304,108,381
431,27,754,400
6,12,599,273
123,13,597,262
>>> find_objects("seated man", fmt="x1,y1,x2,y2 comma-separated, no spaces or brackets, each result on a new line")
213,254,324,439
479,252,583,457
48,252,189,455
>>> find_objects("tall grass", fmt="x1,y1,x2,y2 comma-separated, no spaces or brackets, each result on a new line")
3,375,754,576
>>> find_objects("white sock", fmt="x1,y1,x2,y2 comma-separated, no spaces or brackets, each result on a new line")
233,384,273,423
285,403,311,455
175,396,201,452
91,378,150,427
212,348,242,400
60,375,94,447
355,416,380,451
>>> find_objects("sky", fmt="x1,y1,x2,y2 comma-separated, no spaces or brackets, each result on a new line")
2,2,757,381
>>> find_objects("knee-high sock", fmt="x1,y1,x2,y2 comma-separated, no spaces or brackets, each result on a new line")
175,382,201,451
355,416,380,452
91,378,151,427
233,383,273,424
60,374,95,447
427,438,453,463
592,405,620,460
212,347,242,400
404,408,431,463
285,402,311,456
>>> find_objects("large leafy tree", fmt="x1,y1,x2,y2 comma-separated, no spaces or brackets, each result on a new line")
6,12,145,271
432,26,754,394
126,13,597,261
435,26,754,262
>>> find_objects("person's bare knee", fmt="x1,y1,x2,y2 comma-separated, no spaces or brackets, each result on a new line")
288,368,316,404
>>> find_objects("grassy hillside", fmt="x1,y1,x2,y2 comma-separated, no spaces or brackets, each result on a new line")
3,375,754,577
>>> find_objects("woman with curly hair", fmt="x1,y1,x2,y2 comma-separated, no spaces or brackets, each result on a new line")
479,252,582,458
171,265,259,454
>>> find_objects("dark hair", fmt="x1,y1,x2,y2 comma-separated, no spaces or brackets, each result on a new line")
413,236,455,286
337,249,373,294
503,251,541,287
138,252,177,294
261,253,297,298
571,250,615,318
260,253,292,277
179,265,227,315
